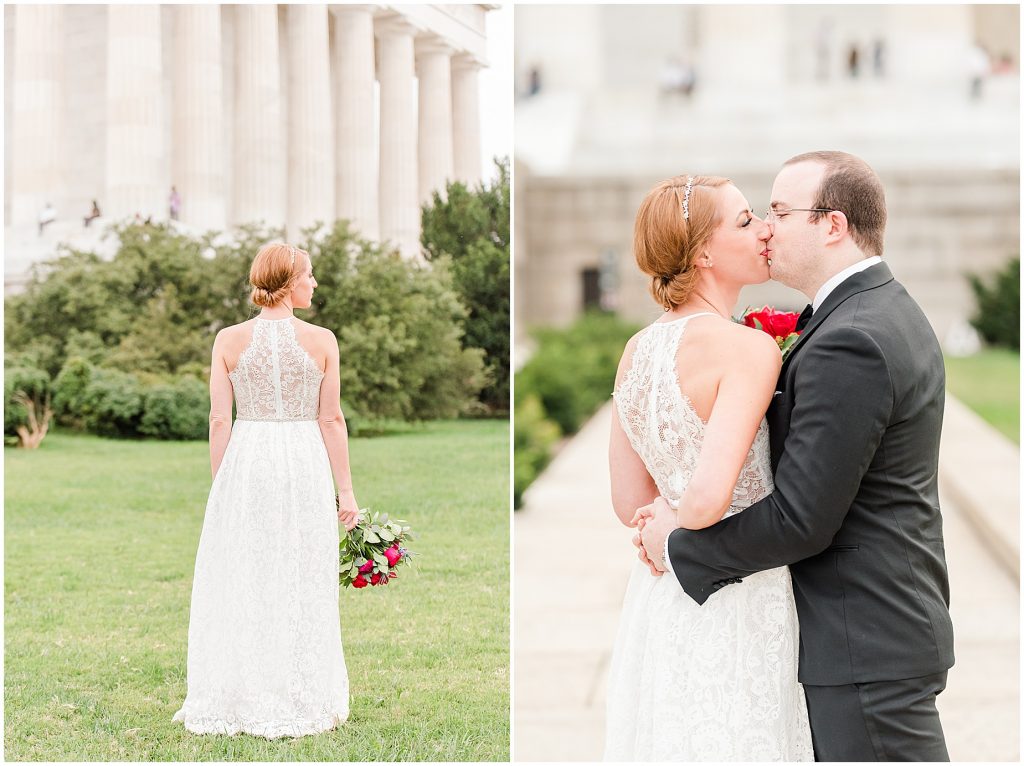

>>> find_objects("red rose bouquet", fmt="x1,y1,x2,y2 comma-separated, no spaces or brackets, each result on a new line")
339,509,416,588
741,306,802,358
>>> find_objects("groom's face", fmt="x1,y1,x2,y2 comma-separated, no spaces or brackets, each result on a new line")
766,161,827,289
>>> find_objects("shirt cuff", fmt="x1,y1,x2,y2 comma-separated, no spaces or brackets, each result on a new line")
662,534,675,578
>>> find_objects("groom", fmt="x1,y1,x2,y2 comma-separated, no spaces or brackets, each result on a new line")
637,151,954,761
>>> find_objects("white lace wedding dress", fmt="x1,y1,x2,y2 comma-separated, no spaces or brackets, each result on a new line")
605,313,812,761
173,317,349,738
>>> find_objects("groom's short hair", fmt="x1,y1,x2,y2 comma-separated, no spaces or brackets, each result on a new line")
784,150,887,257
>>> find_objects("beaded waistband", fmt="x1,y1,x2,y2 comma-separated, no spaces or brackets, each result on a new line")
235,416,318,422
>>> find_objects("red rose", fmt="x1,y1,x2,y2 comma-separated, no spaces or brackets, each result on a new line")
352,574,368,589
743,306,800,339
358,560,374,574
370,572,382,586
384,545,402,566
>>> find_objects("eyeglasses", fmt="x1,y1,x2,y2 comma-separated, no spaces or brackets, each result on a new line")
764,208,838,223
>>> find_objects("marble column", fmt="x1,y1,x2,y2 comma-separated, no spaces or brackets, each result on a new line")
416,36,454,204
173,5,224,231
286,4,334,239
106,4,165,220
233,4,286,228
376,15,420,258
333,5,378,239
10,5,64,226
452,54,483,187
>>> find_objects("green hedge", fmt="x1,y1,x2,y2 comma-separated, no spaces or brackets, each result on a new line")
48,359,206,440
514,312,641,507
513,394,560,508
516,312,640,434
969,256,1019,350
139,377,209,440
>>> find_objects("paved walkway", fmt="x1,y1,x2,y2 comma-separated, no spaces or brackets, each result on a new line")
514,396,1019,762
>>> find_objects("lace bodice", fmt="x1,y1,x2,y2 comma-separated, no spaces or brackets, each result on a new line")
613,313,773,515
228,318,324,421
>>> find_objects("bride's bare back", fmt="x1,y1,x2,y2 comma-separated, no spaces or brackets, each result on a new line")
610,312,781,529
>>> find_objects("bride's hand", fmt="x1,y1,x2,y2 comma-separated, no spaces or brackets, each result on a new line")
630,502,656,528
631,519,664,579
337,491,360,531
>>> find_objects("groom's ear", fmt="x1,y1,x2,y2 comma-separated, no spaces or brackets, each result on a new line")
825,210,849,243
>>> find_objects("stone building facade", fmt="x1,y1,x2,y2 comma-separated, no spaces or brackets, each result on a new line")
4,3,492,273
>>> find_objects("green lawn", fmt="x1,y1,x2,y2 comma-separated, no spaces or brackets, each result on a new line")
5,420,509,761
945,348,1020,444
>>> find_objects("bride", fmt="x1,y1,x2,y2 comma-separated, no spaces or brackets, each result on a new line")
173,242,359,738
605,175,813,760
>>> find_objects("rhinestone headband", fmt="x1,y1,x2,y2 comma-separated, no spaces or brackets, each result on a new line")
682,176,695,221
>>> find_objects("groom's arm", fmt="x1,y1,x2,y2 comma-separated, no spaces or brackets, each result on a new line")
666,326,895,605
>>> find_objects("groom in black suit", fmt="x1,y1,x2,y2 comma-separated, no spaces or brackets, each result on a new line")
637,151,954,761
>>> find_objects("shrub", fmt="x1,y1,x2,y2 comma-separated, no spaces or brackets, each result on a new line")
516,312,640,435
80,367,145,438
140,376,209,440
422,158,511,412
304,221,488,422
513,394,561,508
53,357,94,428
969,256,1019,350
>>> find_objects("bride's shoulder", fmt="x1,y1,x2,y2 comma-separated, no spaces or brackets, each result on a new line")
722,321,783,368
292,319,338,349
293,318,336,338
683,319,780,368
213,320,251,341
211,321,253,360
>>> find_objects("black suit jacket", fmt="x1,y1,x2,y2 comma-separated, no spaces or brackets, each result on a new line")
666,262,954,686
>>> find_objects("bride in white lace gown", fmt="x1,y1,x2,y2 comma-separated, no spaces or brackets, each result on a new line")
605,176,812,760
173,243,359,739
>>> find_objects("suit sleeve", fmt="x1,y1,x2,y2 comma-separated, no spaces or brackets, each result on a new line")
666,326,894,605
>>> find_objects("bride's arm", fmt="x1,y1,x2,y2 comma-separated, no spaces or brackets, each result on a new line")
674,330,781,530
316,330,359,530
208,330,233,479
609,335,659,527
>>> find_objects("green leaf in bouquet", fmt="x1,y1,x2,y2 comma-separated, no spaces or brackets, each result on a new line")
372,552,388,567
379,513,389,523
364,530,380,544
379,529,395,542
780,333,799,352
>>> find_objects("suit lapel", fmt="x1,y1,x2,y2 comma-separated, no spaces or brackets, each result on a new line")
780,261,895,375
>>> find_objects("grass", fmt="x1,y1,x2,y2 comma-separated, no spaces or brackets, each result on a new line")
4,420,509,761
944,348,1020,444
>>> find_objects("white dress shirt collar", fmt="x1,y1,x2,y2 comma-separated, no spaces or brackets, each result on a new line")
812,256,882,312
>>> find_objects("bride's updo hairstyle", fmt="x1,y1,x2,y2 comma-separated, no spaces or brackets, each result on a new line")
633,174,730,310
249,242,306,307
